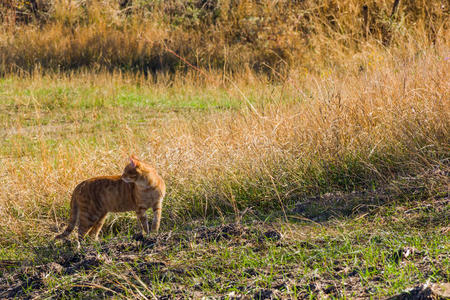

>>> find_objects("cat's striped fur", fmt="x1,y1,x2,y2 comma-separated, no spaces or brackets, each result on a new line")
55,156,165,243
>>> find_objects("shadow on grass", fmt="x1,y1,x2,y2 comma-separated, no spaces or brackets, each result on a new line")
287,170,448,226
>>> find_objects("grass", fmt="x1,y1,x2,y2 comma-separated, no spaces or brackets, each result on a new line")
0,197,448,298
1,0,448,74
0,0,449,298
1,46,448,229
0,44,448,297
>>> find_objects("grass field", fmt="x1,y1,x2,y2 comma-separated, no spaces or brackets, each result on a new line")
0,0,449,298
0,46,448,298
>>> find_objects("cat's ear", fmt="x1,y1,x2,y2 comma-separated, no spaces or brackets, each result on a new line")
129,157,136,168
129,156,139,167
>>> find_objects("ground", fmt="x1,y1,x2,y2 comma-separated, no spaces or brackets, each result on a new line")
1,188,448,299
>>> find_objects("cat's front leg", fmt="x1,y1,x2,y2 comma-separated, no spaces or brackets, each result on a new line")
151,206,162,233
136,209,149,234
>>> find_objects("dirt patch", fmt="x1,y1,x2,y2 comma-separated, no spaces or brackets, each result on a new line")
387,283,450,300
254,289,276,299
194,223,245,241
0,262,62,298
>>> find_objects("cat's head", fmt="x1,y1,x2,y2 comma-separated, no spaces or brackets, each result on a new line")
121,155,147,184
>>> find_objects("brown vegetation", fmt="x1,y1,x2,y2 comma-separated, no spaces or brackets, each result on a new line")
0,45,448,236
0,0,448,74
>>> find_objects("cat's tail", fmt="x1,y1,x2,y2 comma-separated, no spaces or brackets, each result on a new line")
54,195,79,240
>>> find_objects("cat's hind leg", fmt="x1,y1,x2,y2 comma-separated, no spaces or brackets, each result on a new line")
77,212,101,244
55,196,79,240
89,213,107,241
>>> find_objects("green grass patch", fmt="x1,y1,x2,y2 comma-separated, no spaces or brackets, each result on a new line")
0,197,448,298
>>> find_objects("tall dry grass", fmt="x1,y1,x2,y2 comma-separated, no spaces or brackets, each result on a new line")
0,44,448,243
0,0,448,245
0,0,448,74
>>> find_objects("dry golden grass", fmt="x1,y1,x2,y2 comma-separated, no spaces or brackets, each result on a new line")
0,44,448,245
0,0,448,74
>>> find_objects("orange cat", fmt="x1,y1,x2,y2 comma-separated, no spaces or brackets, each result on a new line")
55,156,165,243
